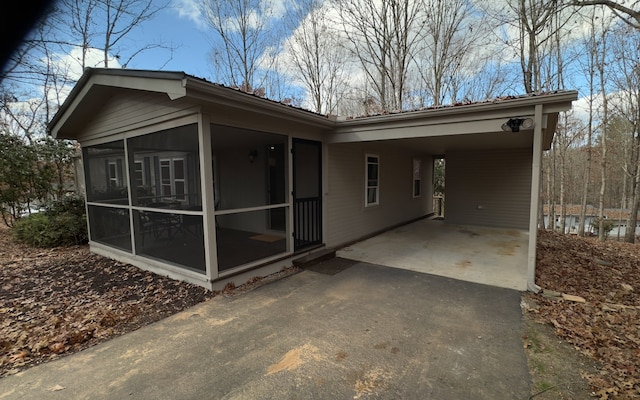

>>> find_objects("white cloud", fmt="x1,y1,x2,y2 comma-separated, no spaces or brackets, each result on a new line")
50,47,121,82
171,0,208,30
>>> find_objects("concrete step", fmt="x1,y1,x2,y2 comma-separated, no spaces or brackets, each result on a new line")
293,248,336,267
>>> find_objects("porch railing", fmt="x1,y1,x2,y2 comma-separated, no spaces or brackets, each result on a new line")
294,196,322,250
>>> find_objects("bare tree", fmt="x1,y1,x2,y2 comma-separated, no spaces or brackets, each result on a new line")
96,0,168,67
576,9,599,236
2,0,170,143
412,0,480,106
544,144,558,230
201,0,279,93
608,24,640,242
596,15,611,242
284,0,349,114
484,0,572,93
555,112,585,233
572,0,640,29
334,0,424,112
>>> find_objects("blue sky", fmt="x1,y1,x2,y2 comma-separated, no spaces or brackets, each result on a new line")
122,1,213,78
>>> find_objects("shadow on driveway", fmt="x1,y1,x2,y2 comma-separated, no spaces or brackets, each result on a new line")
0,259,531,399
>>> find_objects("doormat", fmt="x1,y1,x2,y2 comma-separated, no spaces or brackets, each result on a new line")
250,234,284,242
304,257,357,275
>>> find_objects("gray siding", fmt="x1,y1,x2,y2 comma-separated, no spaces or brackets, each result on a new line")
325,143,431,248
82,91,196,140
445,149,532,230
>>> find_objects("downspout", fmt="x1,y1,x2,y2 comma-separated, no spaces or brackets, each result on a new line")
527,104,544,292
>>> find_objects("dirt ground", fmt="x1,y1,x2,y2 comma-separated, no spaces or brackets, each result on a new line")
523,310,600,399
0,225,638,398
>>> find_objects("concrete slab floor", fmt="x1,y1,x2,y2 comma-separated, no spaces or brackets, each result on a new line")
0,262,531,400
337,219,529,291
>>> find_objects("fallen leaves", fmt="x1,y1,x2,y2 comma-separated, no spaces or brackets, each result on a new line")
0,224,299,379
525,230,640,399
0,225,217,377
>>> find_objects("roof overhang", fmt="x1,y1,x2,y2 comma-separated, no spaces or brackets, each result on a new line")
327,91,577,152
48,68,334,139
48,68,578,152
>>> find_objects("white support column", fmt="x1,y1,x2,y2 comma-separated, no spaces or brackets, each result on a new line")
527,104,544,292
199,114,218,283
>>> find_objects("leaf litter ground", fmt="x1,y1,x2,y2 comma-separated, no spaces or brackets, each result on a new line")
0,225,297,377
524,230,640,399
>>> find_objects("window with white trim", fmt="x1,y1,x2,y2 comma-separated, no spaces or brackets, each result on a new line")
107,161,119,188
412,158,421,198
160,158,187,201
366,154,379,206
134,160,146,187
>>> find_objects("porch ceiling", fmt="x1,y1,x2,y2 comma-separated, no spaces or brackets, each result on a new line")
365,130,534,154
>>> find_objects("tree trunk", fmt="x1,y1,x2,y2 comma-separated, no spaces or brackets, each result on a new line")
624,162,640,242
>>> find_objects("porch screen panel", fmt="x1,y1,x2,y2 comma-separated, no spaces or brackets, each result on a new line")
211,125,288,210
215,208,287,271
211,124,290,272
128,124,201,211
83,141,128,205
133,210,205,272
87,205,132,251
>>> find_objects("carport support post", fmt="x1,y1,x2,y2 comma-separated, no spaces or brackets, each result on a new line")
527,104,543,293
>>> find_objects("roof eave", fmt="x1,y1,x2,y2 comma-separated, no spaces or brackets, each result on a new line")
48,69,190,139
335,91,579,127
182,77,335,129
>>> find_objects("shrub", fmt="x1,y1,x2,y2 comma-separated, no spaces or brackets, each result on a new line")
590,217,615,238
13,196,88,247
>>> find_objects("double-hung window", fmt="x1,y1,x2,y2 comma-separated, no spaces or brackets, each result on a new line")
160,158,186,201
366,154,379,206
107,161,120,188
134,160,146,187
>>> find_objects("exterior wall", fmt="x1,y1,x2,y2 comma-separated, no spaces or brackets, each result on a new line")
325,142,432,248
445,149,532,230
81,90,196,141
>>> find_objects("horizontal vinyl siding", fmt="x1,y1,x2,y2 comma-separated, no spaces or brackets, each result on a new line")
445,149,532,230
82,91,196,139
325,143,430,248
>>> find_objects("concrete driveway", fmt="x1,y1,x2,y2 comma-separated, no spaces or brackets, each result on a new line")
338,218,529,291
0,260,531,399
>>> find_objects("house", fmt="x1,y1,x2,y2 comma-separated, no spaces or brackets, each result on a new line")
47,68,577,292
543,204,640,238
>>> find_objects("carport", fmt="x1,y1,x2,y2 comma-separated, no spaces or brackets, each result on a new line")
327,92,577,292
337,218,529,290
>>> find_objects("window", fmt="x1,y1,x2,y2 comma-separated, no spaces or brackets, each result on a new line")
108,161,119,187
128,124,201,211
366,154,379,206
83,140,128,205
413,158,422,198
160,158,187,202
134,160,145,187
